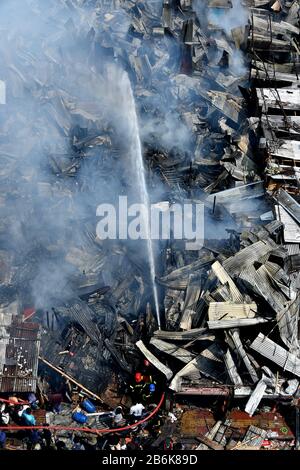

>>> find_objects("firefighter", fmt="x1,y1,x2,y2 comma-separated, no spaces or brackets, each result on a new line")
129,372,147,400
142,382,157,402
142,360,154,384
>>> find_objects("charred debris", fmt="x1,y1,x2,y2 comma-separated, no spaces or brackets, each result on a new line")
0,0,300,451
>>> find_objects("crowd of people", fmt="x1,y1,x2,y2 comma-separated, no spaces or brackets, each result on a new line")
0,360,182,451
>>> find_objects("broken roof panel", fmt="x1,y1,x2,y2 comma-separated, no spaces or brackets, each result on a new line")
224,348,243,386
239,264,290,315
257,88,300,112
269,140,300,162
169,345,226,392
136,340,173,380
223,240,276,275
245,367,276,417
228,329,259,383
150,337,195,363
0,319,40,393
208,317,269,329
208,302,257,321
211,261,244,302
250,333,300,378
153,328,215,341
275,205,300,243
274,189,300,225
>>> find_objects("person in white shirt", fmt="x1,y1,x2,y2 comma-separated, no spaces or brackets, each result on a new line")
112,406,125,427
129,403,145,418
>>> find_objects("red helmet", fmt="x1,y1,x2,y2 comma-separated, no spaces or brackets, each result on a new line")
135,372,142,383
144,359,150,367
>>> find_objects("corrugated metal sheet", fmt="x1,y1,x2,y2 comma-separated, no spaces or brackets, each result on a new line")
269,140,300,162
286,254,300,273
136,340,173,380
257,88,300,110
245,367,275,417
276,296,299,354
224,349,243,387
208,317,268,329
275,205,300,243
274,189,300,225
157,255,215,286
0,319,40,393
208,302,257,321
240,264,288,315
206,181,265,205
250,333,300,378
153,328,212,341
223,240,276,275
55,298,102,345
228,329,259,383
264,260,290,285
169,344,226,392
150,337,195,364
285,244,300,255
180,274,201,330
211,261,244,302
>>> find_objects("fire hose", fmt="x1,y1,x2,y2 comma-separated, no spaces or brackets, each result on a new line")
0,392,165,435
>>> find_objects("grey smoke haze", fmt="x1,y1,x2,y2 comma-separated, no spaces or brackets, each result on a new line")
0,0,250,312
194,0,249,77
0,0,186,311
208,0,249,35
0,1,135,308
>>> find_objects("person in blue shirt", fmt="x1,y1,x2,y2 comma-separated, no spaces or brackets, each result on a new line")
0,431,6,450
22,408,36,426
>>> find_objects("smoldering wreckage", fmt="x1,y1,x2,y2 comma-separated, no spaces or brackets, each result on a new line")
0,0,300,452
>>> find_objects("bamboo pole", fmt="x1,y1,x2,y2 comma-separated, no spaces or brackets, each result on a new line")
38,356,103,403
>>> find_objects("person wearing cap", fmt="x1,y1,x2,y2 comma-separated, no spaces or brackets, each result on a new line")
142,382,156,402
112,406,126,427
141,359,154,383
129,372,147,400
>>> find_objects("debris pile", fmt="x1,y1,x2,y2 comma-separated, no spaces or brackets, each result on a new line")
0,0,300,452
249,1,300,195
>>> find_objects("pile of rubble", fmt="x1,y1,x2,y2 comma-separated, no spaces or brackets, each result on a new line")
248,0,300,195
0,0,257,396
131,0,300,425
0,0,300,451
